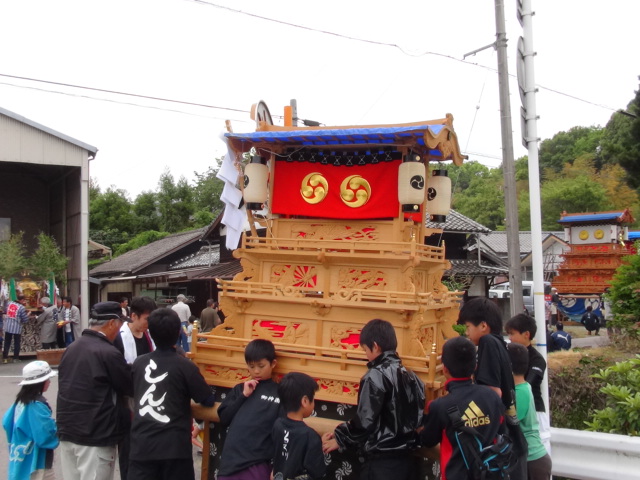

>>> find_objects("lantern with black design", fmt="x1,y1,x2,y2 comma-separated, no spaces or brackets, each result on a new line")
398,153,426,215
426,169,452,223
243,155,268,210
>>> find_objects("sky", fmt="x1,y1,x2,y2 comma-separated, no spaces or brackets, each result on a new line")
1,0,638,198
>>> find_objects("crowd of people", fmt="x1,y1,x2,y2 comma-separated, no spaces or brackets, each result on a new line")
2,295,559,480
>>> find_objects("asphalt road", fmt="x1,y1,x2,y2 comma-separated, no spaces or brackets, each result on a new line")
0,357,203,480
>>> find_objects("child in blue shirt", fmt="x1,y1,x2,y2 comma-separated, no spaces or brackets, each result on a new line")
3,360,59,480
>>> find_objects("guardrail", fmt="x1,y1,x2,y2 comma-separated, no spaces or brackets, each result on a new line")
551,427,640,480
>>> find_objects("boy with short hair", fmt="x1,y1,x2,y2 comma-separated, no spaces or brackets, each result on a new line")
128,308,215,480
272,372,326,480
507,343,552,479
458,297,517,418
218,339,280,480
419,336,508,479
322,319,425,480
505,313,550,452
551,322,572,350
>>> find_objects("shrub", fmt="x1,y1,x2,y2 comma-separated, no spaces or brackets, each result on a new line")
585,356,640,436
549,354,608,430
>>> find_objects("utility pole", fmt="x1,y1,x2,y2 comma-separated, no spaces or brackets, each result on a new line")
495,0,524,315
518,0,550,423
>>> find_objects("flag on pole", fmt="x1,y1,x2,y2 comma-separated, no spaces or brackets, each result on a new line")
9,277,17,301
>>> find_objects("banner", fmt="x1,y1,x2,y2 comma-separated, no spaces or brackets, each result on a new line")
271,160,400,219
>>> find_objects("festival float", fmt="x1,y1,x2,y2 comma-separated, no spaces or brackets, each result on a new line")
190,101,467,479
552,209,635,319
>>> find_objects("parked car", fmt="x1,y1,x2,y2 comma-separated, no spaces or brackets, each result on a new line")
488,280,550,315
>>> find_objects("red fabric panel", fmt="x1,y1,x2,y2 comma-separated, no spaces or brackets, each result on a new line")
271,160,400,219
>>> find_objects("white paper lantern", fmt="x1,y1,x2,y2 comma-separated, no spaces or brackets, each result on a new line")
398,155,426,212
243,156,268,210
426,169,451,223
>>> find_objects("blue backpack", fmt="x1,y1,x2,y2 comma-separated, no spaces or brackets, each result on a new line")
447,406,517,480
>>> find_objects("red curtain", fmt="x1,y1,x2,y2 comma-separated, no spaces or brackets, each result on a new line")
271,160,400,219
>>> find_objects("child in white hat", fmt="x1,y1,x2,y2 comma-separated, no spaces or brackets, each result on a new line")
2,360,59,480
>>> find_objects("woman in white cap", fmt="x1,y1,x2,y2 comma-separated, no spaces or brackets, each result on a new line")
2,360,59,480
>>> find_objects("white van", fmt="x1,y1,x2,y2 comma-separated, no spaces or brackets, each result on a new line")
488,281,550,315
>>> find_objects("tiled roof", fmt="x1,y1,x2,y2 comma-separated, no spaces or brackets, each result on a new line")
445,259,509,277
478,231,564,256
90,228,205,276
169,245,220,270
190,260,243,280
425,209,491,234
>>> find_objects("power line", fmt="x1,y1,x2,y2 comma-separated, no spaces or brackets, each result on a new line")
0,80,252,123
0,73,251,116
182,0,621,114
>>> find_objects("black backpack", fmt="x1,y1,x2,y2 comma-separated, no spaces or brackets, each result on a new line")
447,406,516,480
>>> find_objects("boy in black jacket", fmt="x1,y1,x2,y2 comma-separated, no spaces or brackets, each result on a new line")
420,336,507,480
272,372,326,480
218,339,280,480
322,319,425,480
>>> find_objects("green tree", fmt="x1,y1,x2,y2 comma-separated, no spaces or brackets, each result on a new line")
605,243,640,337
132,191,160,232
452,167,505,230
0,232,28,279
29,233,69,280
193,165,224,213
538,126,603,175
156,170,196,232
90,187,134,233
600,83,640,188
540,175,612,229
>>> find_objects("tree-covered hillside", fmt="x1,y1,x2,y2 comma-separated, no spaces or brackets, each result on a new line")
451,80,640,230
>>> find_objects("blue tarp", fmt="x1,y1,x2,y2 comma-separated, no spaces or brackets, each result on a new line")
558,296,602,322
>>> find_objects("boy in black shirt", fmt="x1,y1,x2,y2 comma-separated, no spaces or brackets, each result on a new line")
420,336,507,480
322,319,425,480
129,308,215,480
505,313,550,453
218,339,281,480
459,297,517,418
460,297,527,479
272,372,326,480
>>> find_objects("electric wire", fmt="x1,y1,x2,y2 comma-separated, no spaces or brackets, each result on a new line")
181,0,621,114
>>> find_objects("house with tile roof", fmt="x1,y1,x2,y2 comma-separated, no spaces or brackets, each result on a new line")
425,210,508,296
89,221,242,312
471,230,570,282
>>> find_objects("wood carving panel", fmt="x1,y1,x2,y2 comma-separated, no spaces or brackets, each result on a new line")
203,365,249,383
318,378,359,400
271,264,318,288
252,319,310,345
291,223,379,241
233,257,257,281
338,268,387,290
330,326,361,350
406,311,437,357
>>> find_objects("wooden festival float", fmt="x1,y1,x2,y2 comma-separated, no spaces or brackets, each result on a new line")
190,102,467,479
551,209,635,319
